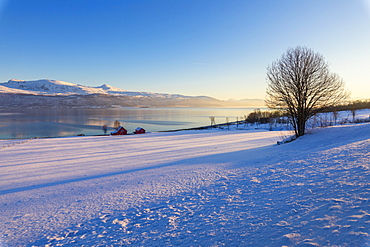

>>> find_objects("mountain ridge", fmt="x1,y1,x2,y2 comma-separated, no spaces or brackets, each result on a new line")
0,79,265,108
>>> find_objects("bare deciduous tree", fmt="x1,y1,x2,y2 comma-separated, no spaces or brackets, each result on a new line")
113,120,121,129
350,104,357,122
332,109,339,125
209,116,216,126
266,46,348,137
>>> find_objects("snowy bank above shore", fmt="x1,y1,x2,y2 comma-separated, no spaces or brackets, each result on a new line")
0,123,370,246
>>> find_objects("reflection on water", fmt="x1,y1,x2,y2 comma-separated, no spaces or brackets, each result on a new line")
0,108,257,139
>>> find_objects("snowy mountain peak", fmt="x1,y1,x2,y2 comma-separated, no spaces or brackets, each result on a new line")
8,79,77,87
97,84,111,90
2,79,104,95
95,84,126,92
7,79,24,83
0,79,265,107
0,79,184,98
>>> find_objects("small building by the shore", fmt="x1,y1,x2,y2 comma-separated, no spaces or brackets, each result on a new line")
134,127,145,134
111,126,127,135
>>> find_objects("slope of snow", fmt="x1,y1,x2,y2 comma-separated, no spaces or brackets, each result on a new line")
0,124,370,246
0,85,33,94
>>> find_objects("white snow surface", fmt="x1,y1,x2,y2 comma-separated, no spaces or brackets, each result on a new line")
1,124,370,246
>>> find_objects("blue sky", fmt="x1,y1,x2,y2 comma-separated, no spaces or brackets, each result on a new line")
0,0,369,100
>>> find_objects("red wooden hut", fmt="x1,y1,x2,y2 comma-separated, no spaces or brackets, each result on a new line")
111,126,127,135
134,127,146,134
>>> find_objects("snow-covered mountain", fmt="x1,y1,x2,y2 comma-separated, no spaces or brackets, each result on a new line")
1,79,104,95
0,79,264,108
0,79,229,108
0,79,191,98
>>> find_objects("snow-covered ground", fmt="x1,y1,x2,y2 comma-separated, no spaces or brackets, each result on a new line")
0,115,370,246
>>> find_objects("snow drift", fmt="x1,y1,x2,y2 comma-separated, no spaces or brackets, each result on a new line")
0,123,370,246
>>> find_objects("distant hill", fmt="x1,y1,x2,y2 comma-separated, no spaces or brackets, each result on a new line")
0,79,265,108
226,98,265,107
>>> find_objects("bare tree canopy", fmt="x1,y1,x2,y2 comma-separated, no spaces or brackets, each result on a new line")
265,46,348,137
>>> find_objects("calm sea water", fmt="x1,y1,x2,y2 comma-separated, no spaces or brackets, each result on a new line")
0,108,259,139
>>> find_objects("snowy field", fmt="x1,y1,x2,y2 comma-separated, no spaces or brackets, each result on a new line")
0,110,370,246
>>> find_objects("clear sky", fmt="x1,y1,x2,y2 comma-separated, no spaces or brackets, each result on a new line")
0,0,369,100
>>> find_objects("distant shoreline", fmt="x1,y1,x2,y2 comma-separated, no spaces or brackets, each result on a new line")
0,107,258,140
0,120,243,141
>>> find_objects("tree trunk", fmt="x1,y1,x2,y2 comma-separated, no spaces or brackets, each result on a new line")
297,119,306,137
